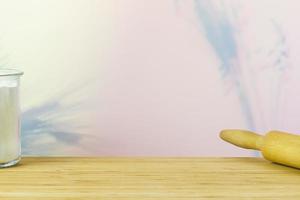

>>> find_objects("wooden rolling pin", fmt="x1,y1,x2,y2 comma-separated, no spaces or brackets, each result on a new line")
220,129,300,169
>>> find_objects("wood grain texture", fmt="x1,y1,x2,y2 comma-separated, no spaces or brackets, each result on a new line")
0,157,299,199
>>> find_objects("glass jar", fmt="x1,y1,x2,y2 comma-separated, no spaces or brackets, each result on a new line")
0,69,23,167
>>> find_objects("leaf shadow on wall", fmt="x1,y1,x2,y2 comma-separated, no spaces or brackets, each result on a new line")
21,100,82,154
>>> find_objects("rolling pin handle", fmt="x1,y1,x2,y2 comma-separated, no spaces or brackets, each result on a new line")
220,129,264,150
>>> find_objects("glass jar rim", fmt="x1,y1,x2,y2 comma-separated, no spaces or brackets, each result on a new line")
0,69,23,76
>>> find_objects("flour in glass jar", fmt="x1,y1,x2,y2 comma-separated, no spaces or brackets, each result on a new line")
0,79,20,163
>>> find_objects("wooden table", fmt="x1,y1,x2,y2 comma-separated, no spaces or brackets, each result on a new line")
0,157,300,199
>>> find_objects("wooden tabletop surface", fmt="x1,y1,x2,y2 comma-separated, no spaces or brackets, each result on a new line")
0,157,300,199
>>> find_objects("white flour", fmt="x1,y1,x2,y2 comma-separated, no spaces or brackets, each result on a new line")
0,81,20,163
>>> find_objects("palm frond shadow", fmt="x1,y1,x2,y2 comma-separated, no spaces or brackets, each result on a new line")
21,101,82,154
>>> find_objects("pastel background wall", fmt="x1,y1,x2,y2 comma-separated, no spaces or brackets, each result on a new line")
0,0,298,156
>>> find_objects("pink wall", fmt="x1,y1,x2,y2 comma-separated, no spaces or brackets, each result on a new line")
2,0,297,156
93,0,252,156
